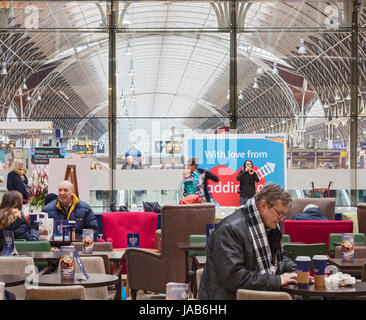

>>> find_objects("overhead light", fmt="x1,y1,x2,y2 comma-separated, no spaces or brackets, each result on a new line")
282,119,286,124
256,65,264,75
226,89,230,100
123,11,131,25
131,95,136,102
128,60,135,76
253,78,259,89
238,89,244,101
130,78,135,92
26,94,31,101
323,101,329,108
298,38,307,54
37,93,41,101
345,92,351,100
272,61,279,76
125,39,133,55
0,62,7,75
335,93,341,101
22,78,27,90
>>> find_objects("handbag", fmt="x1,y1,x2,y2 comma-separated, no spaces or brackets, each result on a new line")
143,201,161,213
179,194,204,205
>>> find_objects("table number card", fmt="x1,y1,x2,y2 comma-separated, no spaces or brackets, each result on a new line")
73,249,89,280
127,233,140,248
1,230,18,256
206,224,218,244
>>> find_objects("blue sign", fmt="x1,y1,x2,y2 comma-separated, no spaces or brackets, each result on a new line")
185,134,286,206
127,233,140,248
332,142,345,150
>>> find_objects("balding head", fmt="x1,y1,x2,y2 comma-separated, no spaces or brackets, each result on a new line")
58,180,74,207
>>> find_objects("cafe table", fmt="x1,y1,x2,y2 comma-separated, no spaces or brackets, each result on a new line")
33,273,119,289
281,281,366,299
328,258,366,278
176,242,206,284
20,250,125,264
0,274,26,287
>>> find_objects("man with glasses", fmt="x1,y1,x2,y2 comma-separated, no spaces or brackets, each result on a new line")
198,183,298,300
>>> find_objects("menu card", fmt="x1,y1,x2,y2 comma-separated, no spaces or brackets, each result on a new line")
1,230,18,256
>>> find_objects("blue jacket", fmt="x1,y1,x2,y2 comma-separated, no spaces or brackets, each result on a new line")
42,196,99,240
291,207,328,221
0,208,39,244
7,171,29,201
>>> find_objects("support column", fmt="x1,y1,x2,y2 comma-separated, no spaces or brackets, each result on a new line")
229,1,237,130
108,2,117,202
350,0,360,206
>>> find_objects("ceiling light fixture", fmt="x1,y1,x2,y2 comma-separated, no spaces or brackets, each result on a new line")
256,65,264,75
253,78,259,89
298,38,307,54
238,89,244,101
226,89,230,100
0,62,7,75
272,61,279,76
128,60,135,76
125,39,133,55
22,78,27,90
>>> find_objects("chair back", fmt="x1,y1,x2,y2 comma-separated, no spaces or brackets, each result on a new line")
335,246,366,259
188,235,206,257
196,268,204,293
160,204,215,284
363,262,366,282
79,254,110,274
328,233,366,257
282,234,291,243
71,241,113,252
236,289,292,300
14,241,51,252
357,203,366,235
101,211,158,248
25,285,87,300
284,220,353,253
283,243,327,269
0,256,34,300
285,198,336,220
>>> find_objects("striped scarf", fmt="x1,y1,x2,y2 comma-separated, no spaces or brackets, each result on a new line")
244,198,284,275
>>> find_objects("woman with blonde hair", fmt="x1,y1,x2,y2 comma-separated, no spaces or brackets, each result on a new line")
0,191,39,245
7,159,30,203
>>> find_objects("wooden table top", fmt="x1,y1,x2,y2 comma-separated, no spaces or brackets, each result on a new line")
328,258,366,269
0,274,26,287
35,273,119,288
176,242,206,251
20,250,125,263
281,281,366,298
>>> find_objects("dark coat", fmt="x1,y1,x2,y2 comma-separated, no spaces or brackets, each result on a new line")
6,171,29,201
42,198,99,241
291,207,328,221
121,162,139,169
0,208,39,243
236,169,259,198
198,206,296,300
197,168,219,202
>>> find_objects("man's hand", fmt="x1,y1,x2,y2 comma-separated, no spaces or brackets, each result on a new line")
280,272,298,285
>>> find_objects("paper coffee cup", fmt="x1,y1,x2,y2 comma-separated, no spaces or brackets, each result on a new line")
313,255,328,287
296,256,311,288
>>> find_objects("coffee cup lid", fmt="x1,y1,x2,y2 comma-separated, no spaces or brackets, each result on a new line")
295,256,311,261
313,255,328,260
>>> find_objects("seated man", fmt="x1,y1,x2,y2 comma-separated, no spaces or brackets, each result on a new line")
42,180,99,241
198,183,297,300
291,204,328,221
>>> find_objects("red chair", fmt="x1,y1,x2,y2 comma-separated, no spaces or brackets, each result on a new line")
100,211,158,249
284,220,353,254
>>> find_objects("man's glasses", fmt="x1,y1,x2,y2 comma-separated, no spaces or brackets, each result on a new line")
272,206,286,219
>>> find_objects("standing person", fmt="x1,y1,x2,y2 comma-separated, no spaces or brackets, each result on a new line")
0,191,39,245
7,159,30,203
236,160,260,206
198,183,298,300
42,180,99,241
187,158,219,203
181,168,197,197
121,155,138,169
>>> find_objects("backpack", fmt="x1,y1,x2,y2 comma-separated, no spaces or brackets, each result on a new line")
179,194,205,205
142,201,161,213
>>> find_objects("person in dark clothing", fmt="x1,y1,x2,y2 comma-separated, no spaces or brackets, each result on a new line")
44,193,58,206
187,158,219,202
198,183,297,300
42,180,99,241
291,204,328,221
0,191,39,247
236,160,260,206
7,159,30,203
121,156,139,169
